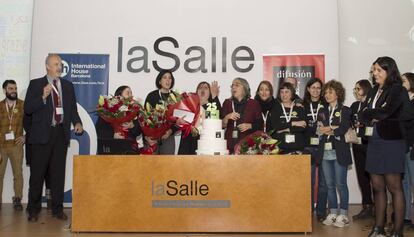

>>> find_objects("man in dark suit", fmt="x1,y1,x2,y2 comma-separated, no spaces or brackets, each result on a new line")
24,54,83,222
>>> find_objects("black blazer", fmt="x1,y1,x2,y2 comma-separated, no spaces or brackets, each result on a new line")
314,104,352,166
361,84,406,140
350,101,369,145
401,98,414,147
24,76,82,144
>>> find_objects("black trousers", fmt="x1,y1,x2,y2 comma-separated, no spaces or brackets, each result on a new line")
352,143,374,205
27,125,68,214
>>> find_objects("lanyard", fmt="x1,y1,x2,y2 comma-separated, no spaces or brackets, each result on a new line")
356,102,362,133
5,101,16,131
262,111,269,132
281,102,294,122
231,101,237,128
310,102,321,122
328,105,337,127
159,89,171,101
372,89,382,109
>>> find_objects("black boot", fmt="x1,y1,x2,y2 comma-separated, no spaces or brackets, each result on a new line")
367,226,386,237
353,204,374,220
12,197,23,211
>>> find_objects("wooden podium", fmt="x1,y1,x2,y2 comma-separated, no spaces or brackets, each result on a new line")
72,155,311,233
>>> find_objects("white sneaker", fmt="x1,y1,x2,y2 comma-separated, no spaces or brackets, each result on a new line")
322,213,337,226
333,214,350,227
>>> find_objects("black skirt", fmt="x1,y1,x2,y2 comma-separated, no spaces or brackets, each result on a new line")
366,125,405,174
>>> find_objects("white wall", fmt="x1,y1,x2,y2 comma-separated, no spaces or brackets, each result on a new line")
338,0,414,204
29,0,339,100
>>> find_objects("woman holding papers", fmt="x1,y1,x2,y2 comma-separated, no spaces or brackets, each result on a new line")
178,81,222,154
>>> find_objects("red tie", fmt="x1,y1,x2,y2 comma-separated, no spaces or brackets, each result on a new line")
53,79,62,124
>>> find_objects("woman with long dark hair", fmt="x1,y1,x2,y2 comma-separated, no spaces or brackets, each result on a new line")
303,78,328,221
254,81,276,133
361,57,407,237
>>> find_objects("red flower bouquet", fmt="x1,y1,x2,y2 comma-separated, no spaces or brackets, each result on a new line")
165,92,201,138
96,95,140,138
234,131,279,155
137,101,170,140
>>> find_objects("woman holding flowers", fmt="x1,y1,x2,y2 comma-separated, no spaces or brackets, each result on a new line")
96,85,142,140
144,70,179,155
177,81,221,154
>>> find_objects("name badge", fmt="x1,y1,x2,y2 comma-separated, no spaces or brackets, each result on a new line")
56,107,64,115
357,137,362,145
310,137,319,145
232,130,238,139
324,142,333,151
365,127,373,136
5,131,15,141
285,134,295,143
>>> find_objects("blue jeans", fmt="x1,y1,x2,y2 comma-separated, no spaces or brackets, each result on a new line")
311,164,328,216
403,150,414,220
322,153,349,215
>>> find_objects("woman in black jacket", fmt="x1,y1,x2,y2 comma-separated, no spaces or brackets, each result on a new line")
361,57,408,237
177,81,221,154
95,86,143,153
270,82,306,154
401,72,414,227
254,81,276,133
303,78,327,221
350,79,374,220
316,80,352,228
144,70,178,155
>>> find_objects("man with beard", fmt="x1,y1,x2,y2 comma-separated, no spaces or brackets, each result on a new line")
0,80,25,211
25,54,83,222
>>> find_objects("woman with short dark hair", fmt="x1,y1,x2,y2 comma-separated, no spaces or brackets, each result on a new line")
270,82,307,154
95,85,143,154
177,81,222,154
144,70,178,155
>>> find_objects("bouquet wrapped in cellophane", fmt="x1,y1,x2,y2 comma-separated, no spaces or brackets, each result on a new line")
234,131,279,155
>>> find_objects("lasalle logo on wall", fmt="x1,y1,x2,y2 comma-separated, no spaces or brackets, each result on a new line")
151,179,231,208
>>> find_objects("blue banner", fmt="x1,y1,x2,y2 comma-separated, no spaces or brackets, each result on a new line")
58,53,109,203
